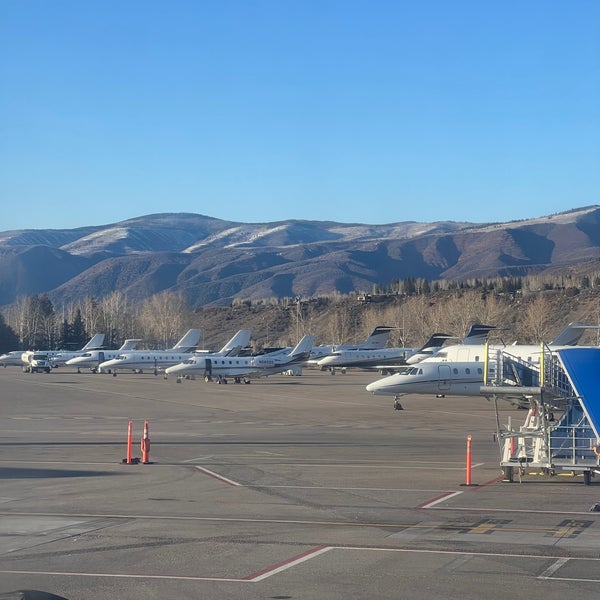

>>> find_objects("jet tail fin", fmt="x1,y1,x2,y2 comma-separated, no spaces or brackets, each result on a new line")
219,330,252,354
358,326,393,350
289,335,315,359
419,333,453,351
405,333,453,364
119,338,143,351
82,333,105,350
461,324,496,345
549,322,600,346
171,329,202,351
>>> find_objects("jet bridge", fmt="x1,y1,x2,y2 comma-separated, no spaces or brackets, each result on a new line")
481,347,600,485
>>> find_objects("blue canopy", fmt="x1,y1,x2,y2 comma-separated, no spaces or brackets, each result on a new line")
556,347,600,439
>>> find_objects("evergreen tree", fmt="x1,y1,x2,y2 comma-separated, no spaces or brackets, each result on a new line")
0,312,18,353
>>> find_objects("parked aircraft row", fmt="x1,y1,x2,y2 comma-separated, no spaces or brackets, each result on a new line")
0,333,107,369
4,322,597,397
364,321,600,408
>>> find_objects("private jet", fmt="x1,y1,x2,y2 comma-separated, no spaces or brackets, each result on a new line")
305,326,394,368
365,322,597,408
165,335,315,383
98,329,248,375
65,338,143,372
0,333,106,368
48,333,107,367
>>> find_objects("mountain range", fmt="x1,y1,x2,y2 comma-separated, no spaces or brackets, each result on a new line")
0,206,599,308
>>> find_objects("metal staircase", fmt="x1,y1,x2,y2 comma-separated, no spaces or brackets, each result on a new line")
481,347,600,484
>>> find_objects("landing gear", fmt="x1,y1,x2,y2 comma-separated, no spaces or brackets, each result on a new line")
393,397,403,410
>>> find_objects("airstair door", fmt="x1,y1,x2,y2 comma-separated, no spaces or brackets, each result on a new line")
438,364,452,391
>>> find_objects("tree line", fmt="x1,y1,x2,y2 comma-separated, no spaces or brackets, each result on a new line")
1,268,599,354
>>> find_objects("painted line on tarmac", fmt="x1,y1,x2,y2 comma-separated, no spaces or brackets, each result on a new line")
417,491,464,509
250,485,453,492
243,545,332,582
539,557,569,579
193,465,242,486
0,569,244,582
2,547,599,584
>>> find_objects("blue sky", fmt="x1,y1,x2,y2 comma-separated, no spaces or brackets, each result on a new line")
1,1,599,231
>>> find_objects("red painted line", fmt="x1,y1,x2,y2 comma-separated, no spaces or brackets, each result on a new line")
243,545,330,581
472,474,505,490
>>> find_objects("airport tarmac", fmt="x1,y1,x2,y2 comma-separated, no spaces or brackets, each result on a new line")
0,366,599,599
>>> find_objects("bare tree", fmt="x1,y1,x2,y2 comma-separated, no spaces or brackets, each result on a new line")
99,291,139,348
139,291,190,348
517,295,553,343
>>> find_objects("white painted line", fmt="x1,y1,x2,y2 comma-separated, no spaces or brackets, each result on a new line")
539,557,569,579
248,485,452,492
418,491,463,509
1,547,599,584
245,546,332,582
193,465,242,486
0,569,243,582
539,575,600,582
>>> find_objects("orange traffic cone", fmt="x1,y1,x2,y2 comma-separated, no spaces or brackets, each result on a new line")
141,420,151,464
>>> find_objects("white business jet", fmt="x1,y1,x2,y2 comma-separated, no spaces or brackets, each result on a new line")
306,326,394,368
165,335,314,383
98,329,248,375
5,333,106,368
365,322,597,408
65,338,143,372
48,333,107,367
0,350,29,367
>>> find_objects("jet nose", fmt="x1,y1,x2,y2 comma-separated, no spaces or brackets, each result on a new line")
366,381,379,393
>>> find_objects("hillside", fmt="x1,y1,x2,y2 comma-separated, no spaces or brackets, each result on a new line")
0,206,598,308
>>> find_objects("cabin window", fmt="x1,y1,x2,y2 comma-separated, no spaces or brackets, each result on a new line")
477,368,483,374
453,368,458,374
465,368,470,374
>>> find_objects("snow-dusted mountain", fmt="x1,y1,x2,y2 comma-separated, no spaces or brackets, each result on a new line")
0,206,598,307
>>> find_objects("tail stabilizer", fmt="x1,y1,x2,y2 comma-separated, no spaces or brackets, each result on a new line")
219,330,252,354
358,326,393,350
119,338,143,351
82,333,105,350
461,324,496,345
405,333,453,364
289,335,315,359
171,329,202,351
549,322,600,346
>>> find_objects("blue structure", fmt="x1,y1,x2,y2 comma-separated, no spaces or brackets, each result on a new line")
482,347,600,484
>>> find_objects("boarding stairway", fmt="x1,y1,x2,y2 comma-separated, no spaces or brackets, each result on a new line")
480,347,600,484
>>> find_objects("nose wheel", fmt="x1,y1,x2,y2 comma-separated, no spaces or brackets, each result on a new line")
393,397,403,410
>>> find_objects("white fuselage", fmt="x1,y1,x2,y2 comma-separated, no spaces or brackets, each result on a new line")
99,350,198,373
66,349,132,370
166,349,295,379
365,342,573,398
0,350,26,366
366,361,489,397
317,347,417,370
